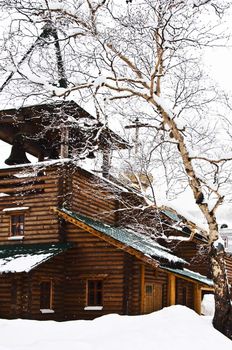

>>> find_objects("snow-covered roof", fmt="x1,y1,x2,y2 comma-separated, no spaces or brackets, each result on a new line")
60,207,187,265
158,196,209,234
161,209,181,222
160,206,208,240
0,243,72,273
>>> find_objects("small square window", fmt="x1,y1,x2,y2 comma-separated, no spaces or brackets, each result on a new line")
10,215,24,237
146,285,153,295
87,280,103,306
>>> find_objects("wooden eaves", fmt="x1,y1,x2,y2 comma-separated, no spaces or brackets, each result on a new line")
51,207,213,288
51,207,159,269
161,268,214,288
0,100,130,158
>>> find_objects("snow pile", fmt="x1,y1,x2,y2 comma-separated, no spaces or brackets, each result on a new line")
201,294,215,316
0,306,230,350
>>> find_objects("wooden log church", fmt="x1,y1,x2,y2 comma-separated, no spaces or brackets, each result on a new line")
0,100,226,320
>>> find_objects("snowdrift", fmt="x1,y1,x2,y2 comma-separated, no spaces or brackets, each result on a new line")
0,306,230,350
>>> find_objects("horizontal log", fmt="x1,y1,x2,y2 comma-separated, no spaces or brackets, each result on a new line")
0,197,59,207
0,184,58,194
0,175,59,186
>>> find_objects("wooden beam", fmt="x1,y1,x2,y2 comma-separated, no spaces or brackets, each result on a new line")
0,174,53,186
194,284,202,315
168,274,176,306
160,268,214,288
140,264,145,314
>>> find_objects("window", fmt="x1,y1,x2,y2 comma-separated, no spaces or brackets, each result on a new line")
87,280,103,306
40,281,53,310
182,287,187,306
10,215,24,237
223,236,228,250
146,284,153,295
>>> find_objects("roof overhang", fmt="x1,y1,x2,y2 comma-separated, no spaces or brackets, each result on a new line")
161,266,214,287
161,207,208,241
0,100,129,159
51,207,214,288
0,242,73,274
52,207,187,269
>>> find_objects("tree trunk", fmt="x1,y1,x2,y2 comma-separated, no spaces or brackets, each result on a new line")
210,244,232,339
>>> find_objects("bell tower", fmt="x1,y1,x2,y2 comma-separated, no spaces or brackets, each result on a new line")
5,134,31,166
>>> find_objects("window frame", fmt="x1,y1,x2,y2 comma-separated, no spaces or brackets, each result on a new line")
10,214,25,237
40,280,54,312
86,279,104,309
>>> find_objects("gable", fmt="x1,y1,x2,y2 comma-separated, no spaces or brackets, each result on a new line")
52,207,186,268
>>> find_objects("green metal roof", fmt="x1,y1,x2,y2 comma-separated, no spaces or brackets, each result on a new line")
0,242,73,274
161,209,181,222
161,266,214,286
61,208,186,265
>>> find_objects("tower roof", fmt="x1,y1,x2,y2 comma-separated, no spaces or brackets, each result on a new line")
0,100,129,160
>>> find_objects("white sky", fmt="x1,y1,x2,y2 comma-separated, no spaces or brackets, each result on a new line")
204,46,232,93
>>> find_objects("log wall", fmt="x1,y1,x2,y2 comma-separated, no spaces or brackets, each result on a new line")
71,169,118,225
170,241,211,277
0,254,67,321
175,278,194,310
0,164,120,244
64,222,125,319
0,165,64,244
225,255,232,280
0,275,12,318
128,261,169,315
28,254,65,320
172,240,232,288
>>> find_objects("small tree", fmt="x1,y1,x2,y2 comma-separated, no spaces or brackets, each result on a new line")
0,0,232,338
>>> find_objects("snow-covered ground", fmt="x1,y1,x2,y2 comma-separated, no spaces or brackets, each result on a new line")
0,306,230,350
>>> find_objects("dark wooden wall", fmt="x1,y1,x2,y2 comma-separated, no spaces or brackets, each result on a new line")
28,254,65,320
0,255,66,320
0,165,63,244
71,169,118,225
225,255,232,280
0,164,122,243
64,222,125,319
0,275,12,318
170,240,211,277
175,278,194,310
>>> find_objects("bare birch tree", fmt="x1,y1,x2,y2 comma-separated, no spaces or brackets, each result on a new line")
0,0,232,338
